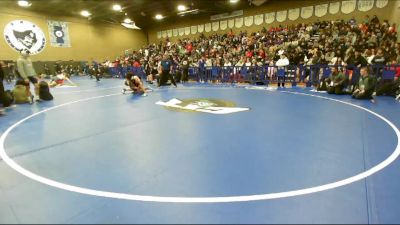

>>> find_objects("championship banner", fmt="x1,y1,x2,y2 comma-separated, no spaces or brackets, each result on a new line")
228,19,235,28
315,4,328,17
376,0,388,8
244,16,254,27
173,29,178,37
341,0,356,14
301,6,313,19
220,20,228,30
205,23,212,32
265,12,275,24
358,0,374,12
254,14,264,25
184,27,191,35
212,21,220,31
276,10,287,22
198,24,204,33
178,28,185,36
329,2,340,14
235,17,243,28
47,20,71,47
191,26,197,34
288,8,300,21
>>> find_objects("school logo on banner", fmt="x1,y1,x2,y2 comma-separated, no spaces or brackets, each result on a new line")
3,20,46,54
47,20,71,47
156,98,250,114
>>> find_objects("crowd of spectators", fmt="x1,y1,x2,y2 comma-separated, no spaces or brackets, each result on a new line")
106,15,398,79
103,15,399,99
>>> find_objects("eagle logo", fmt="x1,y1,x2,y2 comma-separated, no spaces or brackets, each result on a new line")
4,20,46,55
156,98,250,114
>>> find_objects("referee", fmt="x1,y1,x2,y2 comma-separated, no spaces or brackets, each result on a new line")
158,53,177,87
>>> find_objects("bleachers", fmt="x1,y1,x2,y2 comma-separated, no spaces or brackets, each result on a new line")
165,64,400,86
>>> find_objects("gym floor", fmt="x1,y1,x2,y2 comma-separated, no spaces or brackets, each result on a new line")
1,77,400,224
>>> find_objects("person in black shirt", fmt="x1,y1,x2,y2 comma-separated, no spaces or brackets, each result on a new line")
54,61,62,74
353,49,368,67
158,54,177,87
181,57,189,83
371,49,386,77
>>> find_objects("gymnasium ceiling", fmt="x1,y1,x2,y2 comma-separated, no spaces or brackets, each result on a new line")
0,0,271,30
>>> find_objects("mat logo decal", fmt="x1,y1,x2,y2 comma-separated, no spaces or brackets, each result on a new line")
156,98,250,114
3,20,46,55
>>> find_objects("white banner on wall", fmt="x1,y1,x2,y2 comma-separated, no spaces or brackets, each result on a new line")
191,26,197,34
212,21,219,31
288,8,300,21
198,24,204,33
228,19,235,28
205,23,212,32
157,31,162,39
162,30,167,38
184,27,191,35
276,10,287,22
235,17,243,28
376,0,388,8
178,28,185,36
220,20,228,30
329,2,340,14
301,6,313,19
341,0,356,14
358,0,374,11
244,16,254,27
265,12,275,24
173,28,178,37
167,29,172,37
254,14,264,25
315,4,328,17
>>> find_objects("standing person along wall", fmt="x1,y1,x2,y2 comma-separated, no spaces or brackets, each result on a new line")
16,50,39,102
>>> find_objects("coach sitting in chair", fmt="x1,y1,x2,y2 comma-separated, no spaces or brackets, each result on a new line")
327,66,348,95
375,59,400,97
352,66,376,100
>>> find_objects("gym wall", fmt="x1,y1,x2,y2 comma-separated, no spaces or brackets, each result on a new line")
0,6,148,62
147,0,400,44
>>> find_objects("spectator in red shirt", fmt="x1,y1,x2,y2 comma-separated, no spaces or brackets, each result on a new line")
133,60,141,68
186,42,193,53
258,49,266,59
228,29,234,37
246,50,253,58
